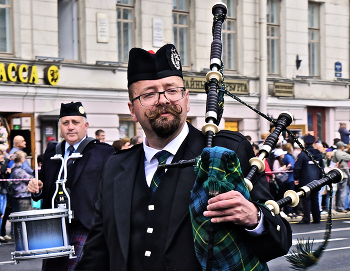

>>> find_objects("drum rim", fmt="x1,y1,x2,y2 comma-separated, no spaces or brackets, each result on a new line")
9,208,68,220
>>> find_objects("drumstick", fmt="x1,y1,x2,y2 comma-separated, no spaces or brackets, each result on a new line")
34,150,38,186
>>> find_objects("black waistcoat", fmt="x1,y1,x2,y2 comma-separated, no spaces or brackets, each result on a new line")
128,154,179,271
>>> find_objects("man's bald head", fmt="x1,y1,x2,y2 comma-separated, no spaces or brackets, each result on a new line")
13,135,26,150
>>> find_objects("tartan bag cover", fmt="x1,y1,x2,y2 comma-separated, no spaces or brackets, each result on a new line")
189,146,268,271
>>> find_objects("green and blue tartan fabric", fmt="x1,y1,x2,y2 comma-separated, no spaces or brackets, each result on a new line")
189,146,268,271
150,150,171,193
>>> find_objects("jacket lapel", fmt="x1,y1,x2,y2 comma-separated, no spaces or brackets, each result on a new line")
71,145,92,186
165,125,205,251
113,146,144,263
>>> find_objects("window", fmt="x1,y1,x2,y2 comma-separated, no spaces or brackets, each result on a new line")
58,0,79,60
222,0,236,70
308,3,320,76
116,0,134,63
0,0,12,53
173,0,189,66
119,119,135,138
266,0,279,74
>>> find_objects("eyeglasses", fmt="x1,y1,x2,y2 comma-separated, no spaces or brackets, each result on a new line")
131,87,186,107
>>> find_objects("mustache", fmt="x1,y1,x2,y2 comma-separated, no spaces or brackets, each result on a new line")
145,104,183,120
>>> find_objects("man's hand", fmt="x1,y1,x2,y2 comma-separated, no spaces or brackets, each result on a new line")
28,178,43,194
203,190,259,228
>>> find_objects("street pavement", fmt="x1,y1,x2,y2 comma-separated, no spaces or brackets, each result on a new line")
0,211,349,270
269,214,350,271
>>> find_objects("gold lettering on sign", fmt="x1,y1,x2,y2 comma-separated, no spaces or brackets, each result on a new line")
28,66,39,84
183,76,249,94
7,63,17,82
0,63,39,84
17,64,28,83
43,65,60,86
0,63,7,81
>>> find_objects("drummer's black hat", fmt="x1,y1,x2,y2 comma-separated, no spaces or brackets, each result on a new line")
59,102,86,119
127,44,183,87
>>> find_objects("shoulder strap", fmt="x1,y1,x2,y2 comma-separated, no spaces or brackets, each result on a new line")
55,137,96,155
55,141,64,155
75,137,96,153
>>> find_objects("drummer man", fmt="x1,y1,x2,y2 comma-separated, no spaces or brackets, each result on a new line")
28,102,114,271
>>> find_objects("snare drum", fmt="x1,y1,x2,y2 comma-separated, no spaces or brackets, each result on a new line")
9,208,75,261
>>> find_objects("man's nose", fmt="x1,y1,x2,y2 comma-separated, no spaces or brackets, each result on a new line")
157,92,170,105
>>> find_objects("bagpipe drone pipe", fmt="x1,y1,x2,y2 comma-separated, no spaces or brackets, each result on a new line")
159,2,343,271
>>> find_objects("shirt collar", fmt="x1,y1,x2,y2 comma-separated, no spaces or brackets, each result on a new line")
64,136,87,152
143,122,189,162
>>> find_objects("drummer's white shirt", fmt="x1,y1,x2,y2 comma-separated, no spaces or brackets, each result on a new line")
142,122,265,235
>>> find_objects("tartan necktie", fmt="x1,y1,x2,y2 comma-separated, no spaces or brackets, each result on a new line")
67,145,75,168
150,150,171,193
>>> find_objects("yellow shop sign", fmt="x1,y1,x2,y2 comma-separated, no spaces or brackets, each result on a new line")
0,63,59,85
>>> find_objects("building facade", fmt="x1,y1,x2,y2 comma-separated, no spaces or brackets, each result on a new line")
0,0,349,164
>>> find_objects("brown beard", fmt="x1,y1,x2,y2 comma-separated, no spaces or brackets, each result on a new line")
145,104,183,138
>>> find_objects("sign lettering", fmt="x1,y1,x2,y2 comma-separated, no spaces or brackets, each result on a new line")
183,76,249,94
0,63,57,85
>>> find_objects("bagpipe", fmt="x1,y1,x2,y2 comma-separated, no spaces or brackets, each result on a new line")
160,2,343,271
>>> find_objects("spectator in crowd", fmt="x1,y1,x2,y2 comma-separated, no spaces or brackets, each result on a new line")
252,144,273,183
338,123,350,144
331,138,341,151
46,136,57,147
294,135,323,224
0,117,9,151
130,135,143,146
9,150,33,212
245,135,252,144
0,149,10,243
282,143,296,218
292,139,303,160
112,137,131,151
95,129,106,143
0,144,9,159
8,135,33,175
272,148,290,217
332,141,350,213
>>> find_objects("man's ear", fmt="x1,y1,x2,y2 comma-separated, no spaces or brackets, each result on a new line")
128,102,138,122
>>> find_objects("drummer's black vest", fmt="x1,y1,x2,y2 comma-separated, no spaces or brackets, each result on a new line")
128,154,179,271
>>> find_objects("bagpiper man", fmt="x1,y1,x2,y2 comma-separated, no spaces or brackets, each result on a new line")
75,44,292,271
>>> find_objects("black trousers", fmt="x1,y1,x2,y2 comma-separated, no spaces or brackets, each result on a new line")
302,190,320,223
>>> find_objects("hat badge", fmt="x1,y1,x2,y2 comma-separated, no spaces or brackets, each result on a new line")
170,47,181,70
79,106,85,115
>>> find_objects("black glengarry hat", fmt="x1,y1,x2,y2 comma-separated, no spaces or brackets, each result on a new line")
60,102,86,119
127,44,183,87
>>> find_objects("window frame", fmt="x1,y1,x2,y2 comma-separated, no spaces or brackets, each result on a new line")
222,0,237,71
308,2,320,77
266,0,280,75
58,0,80,61
0,0,13,55
116,0,135,63
172,0,190,67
